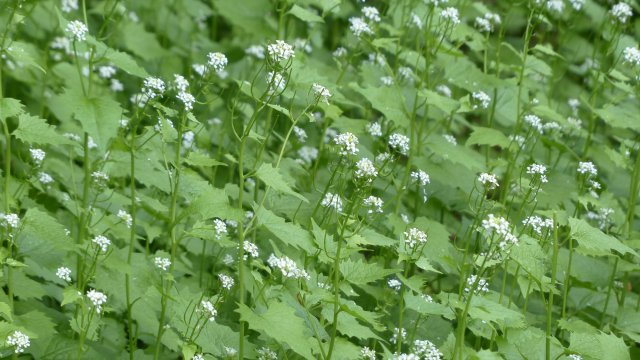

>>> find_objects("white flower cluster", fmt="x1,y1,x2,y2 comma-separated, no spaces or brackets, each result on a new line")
481,214,518,250
245,45,265,59
321,192,343,212
142,77,165,100
154,257,171,271
411,170,430,186
475,12,501,33
334,132,359,155
91,171,109,185
440,7,460,25
213,219,227,239
30,148,46,165
298,146,319,164
312,83,331,103
355,158,378,182
586,207,614,230
398,66,414,83
267,40,295,62
219,274,234,290
436,84,452,97
404,227,427,249
192,353,205,360
545,0,565,13
243,241,259,258
266,71,286,93
363,196,384,214
623,47,640,66
56,266,72,282
349,17,373,37
362,7,381,23
267,254,310,280
0,213,20,228
380,76,394,86
472,91,491,109
388,133,410,156
61,0,78,13
413,339,443,360
87,289,107,314
6,331,30,354
366,122,382,137
388,278,402,292
117,209,133,228
361,346,376,360
568,354,583,360
443,134,457,145
176,91,195,111
66,20,88,41
465,274,489,295
92,235,111,253
390,327,407,344
526,163,549,183
522,216,554,236
98,65,116,79
333,47,347,58
477,173,499,190
568,0,585,11
257,347,278,360
524,114,544,134
610,2,633,24
577,161,597,177
38,172,53,185
207,52,228,72
200,300,217,321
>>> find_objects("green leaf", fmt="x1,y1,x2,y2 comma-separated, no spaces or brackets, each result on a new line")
6,41,45,73
0,302,12,322
594,102,640,131
256,163,308,203
569,218,637,258
466,127,510,148
420,89,460,114
350,82,409,129
13,113,75,145
237,301,316,359
0,98,24,120
16,208,75,269
288,5,324,23
184,152,227,167
467,296,526,329
61,287,83,307
570,331,630,360
339,258,396,285
87,38,148,78
255,206,316,253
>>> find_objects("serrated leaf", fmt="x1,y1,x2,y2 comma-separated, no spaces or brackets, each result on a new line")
569,217,637,258
13,113,75,145
184,152,227,167
237,301,316,359
0,98,24,120
466,127,510,148
256,163,308,203
255,206,315,253
594,102,640,131
0,302,12,322
570,331,630,360
288,4,324,23
350,82,409,129
16,208,75,269
339,258,396,285
61,287,83,307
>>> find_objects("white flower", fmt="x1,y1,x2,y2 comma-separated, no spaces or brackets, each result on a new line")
30,148,46,165
526,163,548,183
267,40,295,62
568,0,585,11
522,216,554,236
257,347,278,360
110,79,123,92
154,257,171,271
243,241,259,258
411,12,423,29
6,331,30,354
398,66,414,83
117,210,133,228
312,83,331,103
366,122,382,137
98,65,116,79
443,134,457,145
363,196,383,213
404,228,427,249
174,74,189,92
524,114,544,134
92,235,111,253
213,219,227,239
440,7,460,25
475,17,492,33
219,274,234,290
436,84,452,97
465,275,489,295
333,132,359,155
200,300,217,321
355,158,378,182
245,45,265,59
321,192,343,212
192,64,207,76
577,161,597,177
388,278,402,291
481,214,519,250
266,71,286,93
267,254,310,280
1,213,20,228
411,170,430,186
361,346,376,360
390,327,407,344
421,294,433,303
546,0,565,13
66,20,88,41
87,289,107,313
56,267,72,282
472,91,491,109
298,146,318,164
92,171,109,184
414,339,442,359
222,254,234,266
142,77,165,99
362,6,381,22
333,47,347,58
207,52,228,73
388,133,410,156
610,3,633,24
623,47,640,66
177,91,195,111
61,0,78,13
224,347,237,357
477,173,499,190
568,355,583,360
380,76,394,86
192,354,205,360
349,17,373,37
293,126,307,142
38,172,54,185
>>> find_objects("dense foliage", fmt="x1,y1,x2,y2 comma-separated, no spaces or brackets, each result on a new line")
0,0,639,359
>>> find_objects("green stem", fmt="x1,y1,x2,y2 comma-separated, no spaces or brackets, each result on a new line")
125,124,138,359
